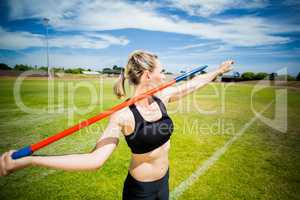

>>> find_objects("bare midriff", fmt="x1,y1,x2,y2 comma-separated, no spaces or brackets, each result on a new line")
129,140,170,182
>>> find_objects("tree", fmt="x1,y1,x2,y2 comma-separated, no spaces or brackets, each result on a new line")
0,63,12,70
64,69,73,74
254,72,268,80
112,65,123,74
241,72,255,81
287,75,296,81
64,68,84,74
297,72,300,81
269,73,278,81
38,66,48,71
52,67,64,73
102,68,113,74
112,65,119,70
14,64,33,71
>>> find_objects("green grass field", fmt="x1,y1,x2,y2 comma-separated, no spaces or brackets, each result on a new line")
0,78,299,200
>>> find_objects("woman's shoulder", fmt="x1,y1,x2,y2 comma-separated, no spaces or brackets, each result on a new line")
109,105,135,136
110,106,134,126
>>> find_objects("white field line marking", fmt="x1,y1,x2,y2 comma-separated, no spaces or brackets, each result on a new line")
170,102,273,200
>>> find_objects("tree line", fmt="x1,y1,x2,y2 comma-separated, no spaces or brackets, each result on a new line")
240,72,299,81
0,63,299,81
0,63,174,75
0,63,106,74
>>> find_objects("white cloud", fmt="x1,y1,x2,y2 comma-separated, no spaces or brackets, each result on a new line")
166,0,268,17
0,27,44,50
6,0,299,47
171,41,222,50
0,27,129,50
49,34,129,49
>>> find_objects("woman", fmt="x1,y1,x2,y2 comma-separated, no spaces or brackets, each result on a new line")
0,50,233,199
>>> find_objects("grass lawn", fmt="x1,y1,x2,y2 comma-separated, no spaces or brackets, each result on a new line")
0,78,299,200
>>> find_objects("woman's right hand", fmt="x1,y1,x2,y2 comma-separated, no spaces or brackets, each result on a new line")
0,150,32,176
218,60,234,74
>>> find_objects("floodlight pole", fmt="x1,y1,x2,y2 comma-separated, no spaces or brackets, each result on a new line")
43,18,51,80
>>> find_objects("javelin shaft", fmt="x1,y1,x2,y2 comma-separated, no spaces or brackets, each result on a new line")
12,65,207,159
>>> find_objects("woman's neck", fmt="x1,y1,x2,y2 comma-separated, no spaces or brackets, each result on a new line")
132,83,155,107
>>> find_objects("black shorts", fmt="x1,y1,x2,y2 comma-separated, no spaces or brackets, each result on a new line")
122,168,169,200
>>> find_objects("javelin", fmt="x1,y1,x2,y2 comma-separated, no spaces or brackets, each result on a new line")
12,65,208,159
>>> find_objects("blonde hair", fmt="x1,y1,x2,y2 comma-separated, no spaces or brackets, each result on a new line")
113,50,158,99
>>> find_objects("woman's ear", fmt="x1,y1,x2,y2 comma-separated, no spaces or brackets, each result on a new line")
146,71,151,80
142,70,151,80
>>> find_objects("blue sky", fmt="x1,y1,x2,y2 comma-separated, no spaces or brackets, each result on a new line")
0,0,299,75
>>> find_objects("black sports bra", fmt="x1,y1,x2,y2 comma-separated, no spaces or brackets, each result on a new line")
125,95,174,154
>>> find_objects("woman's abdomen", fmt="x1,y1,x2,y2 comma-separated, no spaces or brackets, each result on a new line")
129,140,170,182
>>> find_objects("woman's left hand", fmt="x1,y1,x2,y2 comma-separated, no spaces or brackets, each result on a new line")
0,150,32,176
218,60,234,74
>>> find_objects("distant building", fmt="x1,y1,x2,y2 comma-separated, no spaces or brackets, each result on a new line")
82,71,100,75
221,72,240,82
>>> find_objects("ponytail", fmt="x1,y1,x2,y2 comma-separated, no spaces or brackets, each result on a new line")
114,50,158,99
113,69,126,99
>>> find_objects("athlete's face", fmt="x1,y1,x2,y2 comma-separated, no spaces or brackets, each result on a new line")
149,60,166,85
140,59,166,88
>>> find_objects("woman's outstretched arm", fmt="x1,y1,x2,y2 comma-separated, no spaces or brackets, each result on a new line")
162,60,234,103
0,113,122,176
